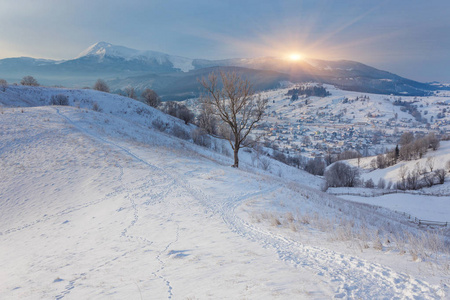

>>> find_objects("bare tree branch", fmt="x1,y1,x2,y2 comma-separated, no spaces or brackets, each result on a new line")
199,71,268,168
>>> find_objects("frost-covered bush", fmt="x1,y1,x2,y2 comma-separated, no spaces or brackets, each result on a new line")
191,128,211,148
434,169,446,184
152,119,168,132
364,178,375,188
377,178,386,189
171,124,190,140
259,157,271,171
50,94,69,106
92,102,102,112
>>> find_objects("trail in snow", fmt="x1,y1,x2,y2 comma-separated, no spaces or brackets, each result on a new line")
50,107,444,299
178,178,445,298
53,107,181,299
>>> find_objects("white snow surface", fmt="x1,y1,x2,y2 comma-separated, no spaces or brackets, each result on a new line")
0,86,449,299
339,193,450,222
332,141,450,223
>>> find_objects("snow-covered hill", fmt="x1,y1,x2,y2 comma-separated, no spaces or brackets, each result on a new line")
1,86,448,299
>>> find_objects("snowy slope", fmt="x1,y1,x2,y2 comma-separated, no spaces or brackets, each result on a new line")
1,86,449,299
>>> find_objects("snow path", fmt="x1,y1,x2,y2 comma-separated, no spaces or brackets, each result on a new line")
54,107,182,299
54,107,444,299
168,169,444,299
1,107,445,299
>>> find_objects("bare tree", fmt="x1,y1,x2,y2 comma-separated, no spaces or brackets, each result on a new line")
324,162,360,187
376,154,387,169
124,85,137,99
406,170,420,190
21,75,39,86
197,99,218,135
304,157,326,176
0,79,7,91
423,172,435,187
93,79,110,93
302,135,311,146
425,156,435,172
427,133,440,151
142,88,160,107
200,71,268,168
399,132,414,145
398,164,408,189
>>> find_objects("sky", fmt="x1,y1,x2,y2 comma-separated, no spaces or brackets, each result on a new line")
0,0,449,82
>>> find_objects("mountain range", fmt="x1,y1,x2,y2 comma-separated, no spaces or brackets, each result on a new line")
0,42,443,100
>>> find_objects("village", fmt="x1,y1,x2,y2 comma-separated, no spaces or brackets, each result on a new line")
185,84,450,160
254,85,450,159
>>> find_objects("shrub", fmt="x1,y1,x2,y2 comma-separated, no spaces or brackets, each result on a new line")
171,124,190,140
406,170,420,190
304,157,326,176
92,102,102,112
377,178,386,189
163,101,194,124
142,88,160,108
434,169,446,184
0,79,7,91
191,128,211,148
50,94,69,106
423,172,435,187
178,105,194,125
325,162,360,187
21,76,39,86
365,178,375,188
386,180,392,189
124,85,137,99
259,157,271,171
152,119,168,132
93,79,110,92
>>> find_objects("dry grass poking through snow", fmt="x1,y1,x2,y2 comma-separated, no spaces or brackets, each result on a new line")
253,208,450,276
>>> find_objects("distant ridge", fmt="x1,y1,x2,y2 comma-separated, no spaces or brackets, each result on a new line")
0,41,441,99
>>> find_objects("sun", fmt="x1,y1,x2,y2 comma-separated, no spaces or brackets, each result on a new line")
288,53,303,61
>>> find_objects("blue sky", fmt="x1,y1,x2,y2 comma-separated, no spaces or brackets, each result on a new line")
0,0,449,82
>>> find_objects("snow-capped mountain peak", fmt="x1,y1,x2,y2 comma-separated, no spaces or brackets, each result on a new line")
75,42,194,72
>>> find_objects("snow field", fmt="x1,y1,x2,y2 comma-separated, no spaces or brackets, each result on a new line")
0,87,449,298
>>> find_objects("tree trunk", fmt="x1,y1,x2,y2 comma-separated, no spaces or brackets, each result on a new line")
233,147,239,168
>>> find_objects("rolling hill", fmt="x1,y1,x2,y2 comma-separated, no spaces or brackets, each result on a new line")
0,85,448,298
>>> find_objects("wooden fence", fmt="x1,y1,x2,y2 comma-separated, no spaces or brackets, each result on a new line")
330,190,450,198
393,210,447,227
329,193,449,228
